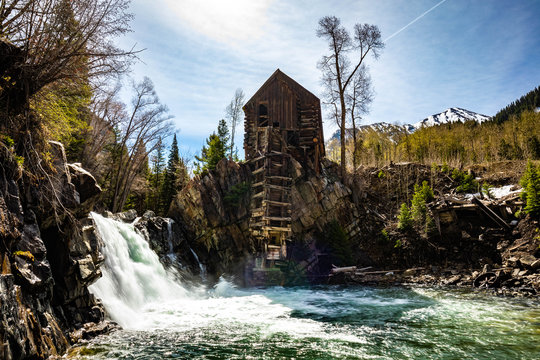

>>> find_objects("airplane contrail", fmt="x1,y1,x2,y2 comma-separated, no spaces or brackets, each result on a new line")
384,0,449,42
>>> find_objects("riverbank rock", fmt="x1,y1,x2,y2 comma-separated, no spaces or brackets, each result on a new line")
0,141,106,359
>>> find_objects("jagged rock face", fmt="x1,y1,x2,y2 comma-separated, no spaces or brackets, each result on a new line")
169,159,254,277
0,141,105,360
169,158,377,280
133,211,202,275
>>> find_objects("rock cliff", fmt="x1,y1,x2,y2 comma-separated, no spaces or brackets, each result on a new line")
168,158,380,282
0,141,107,359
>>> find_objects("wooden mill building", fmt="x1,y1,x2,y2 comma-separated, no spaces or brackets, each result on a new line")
243,69,325,265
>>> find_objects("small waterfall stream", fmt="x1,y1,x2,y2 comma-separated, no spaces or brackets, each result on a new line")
89,213,188,328
82,212,540,359
190,247,207,281
165,218,177,263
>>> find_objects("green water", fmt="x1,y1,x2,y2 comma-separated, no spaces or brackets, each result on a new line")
73,284,540,359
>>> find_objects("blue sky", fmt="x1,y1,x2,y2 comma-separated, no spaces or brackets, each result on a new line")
117,0,540,159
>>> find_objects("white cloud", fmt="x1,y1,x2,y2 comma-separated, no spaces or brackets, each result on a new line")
162,0,274,46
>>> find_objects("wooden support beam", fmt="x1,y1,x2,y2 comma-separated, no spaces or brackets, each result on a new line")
263,200,291,206
266,176,292,181
262,216,292,222
252,167,265,175
264,184,291,191
252,181,265,188
262,226,292,232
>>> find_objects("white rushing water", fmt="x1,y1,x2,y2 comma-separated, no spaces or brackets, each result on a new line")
85,213,540,359
89,213,190,328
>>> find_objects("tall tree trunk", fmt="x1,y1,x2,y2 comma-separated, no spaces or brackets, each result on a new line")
340,97,347,177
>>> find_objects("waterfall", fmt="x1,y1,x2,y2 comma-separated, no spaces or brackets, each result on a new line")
165,219,177,262
190,247,207,281
89,212,188,328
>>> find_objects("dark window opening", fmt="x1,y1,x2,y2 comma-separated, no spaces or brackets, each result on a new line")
258,104,268,127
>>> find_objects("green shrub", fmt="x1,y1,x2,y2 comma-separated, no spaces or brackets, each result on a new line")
481,182,494,199
441,162,450,173
380,229,389,242
451,169,479,193
397,203,413,231
520,160,540,217
411,181,434,223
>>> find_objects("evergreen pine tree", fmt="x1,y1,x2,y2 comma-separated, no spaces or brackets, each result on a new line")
520,160,536,201
398,203,413,231
217,118,230,151
161,134,181,215
524,163,540,217
411,181,434,226
195,120,230,174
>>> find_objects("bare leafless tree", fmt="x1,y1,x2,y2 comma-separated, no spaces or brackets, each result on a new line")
109,77,173,212
317,16,383,176
0,0,136,112
347,64,373,170
225,88,245,158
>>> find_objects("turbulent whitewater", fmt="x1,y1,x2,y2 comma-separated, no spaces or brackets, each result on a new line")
77,213,540,359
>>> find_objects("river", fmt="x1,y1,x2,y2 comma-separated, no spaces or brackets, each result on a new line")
70,213,540,359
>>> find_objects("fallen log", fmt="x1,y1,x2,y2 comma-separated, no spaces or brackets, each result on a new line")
331,266,356,274
355,267,425,275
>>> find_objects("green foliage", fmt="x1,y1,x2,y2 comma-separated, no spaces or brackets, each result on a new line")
397,203,413,231
451,169,479,193
1,134,24,166
195,119,230,175
394,239,402,248
223,182,250,209
520,160,536,201
377,170,385,179
161,134,185,214
32,80,92,160
493,86,540,124
441,162,450,173
481,182,494,199
411,181,434,223
1,135,14,148
316,220,353,266
332,109,540,167
521,160,540,217
380,229,389,242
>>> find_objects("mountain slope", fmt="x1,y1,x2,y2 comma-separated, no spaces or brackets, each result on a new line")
329,107,491,140
411,107,491,129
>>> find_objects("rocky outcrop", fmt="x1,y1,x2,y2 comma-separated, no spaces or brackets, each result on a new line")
168,158,379,281
133,211,203,276
0,141,106,359
169,159,255,278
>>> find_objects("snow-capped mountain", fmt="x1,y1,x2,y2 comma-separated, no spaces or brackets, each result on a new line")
327,107,492,141
411,107,491,130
